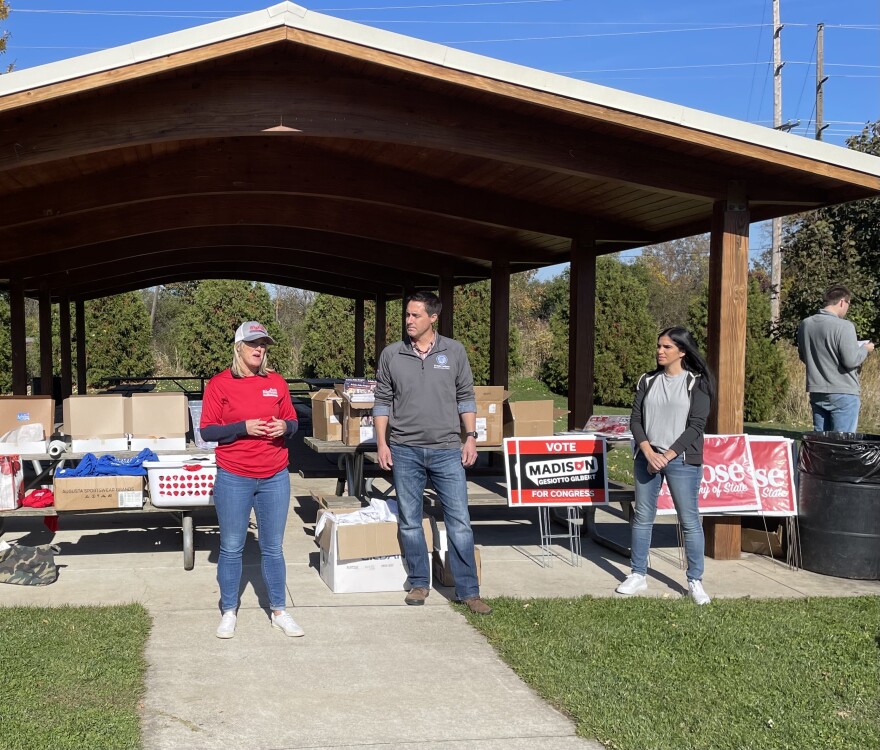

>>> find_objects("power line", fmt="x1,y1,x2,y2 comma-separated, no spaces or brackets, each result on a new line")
444,23,777,44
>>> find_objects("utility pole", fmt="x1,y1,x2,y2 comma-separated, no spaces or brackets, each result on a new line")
816,23,829,140
770,0,784,326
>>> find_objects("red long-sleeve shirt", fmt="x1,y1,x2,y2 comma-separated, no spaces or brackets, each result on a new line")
200,369,297,478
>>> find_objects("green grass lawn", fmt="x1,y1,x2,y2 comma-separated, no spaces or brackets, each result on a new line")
462,596,880,750
0,604,151,750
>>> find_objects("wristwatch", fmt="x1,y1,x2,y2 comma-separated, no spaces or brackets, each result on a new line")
465,431,479,439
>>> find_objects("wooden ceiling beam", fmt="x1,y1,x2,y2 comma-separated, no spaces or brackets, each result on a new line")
22,246,433,294
54,263,403,302
0,58,841,203
4,226,488,280
0,142,627,240
0,194,541,263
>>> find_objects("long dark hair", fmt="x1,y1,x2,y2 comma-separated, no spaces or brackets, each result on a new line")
657,327,716,401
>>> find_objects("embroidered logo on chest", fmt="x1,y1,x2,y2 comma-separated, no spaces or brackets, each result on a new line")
434,354,450,370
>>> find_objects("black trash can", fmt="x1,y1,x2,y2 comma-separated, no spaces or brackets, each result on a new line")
798,432,880,579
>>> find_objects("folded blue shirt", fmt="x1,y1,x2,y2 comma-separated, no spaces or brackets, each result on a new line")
56,448,160,478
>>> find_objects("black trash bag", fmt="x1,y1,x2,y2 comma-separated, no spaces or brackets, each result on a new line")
0,543,60,586
798,432,880,485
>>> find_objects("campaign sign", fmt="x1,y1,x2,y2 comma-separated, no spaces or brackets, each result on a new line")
741,436,797,516
504,436,609,507
656,434,761,515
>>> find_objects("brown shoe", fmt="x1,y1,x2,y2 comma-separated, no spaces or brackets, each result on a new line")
463,597,492,615
405,587,429,606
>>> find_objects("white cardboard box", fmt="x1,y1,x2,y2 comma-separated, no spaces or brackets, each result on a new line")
130,436,187,452
0,440,47,455
70,437,129,453
317,513,432,593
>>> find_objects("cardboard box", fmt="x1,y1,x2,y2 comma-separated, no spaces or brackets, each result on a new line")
310,389,343,442
317,513,433,593
433,548,482,587
125,392,189,439
0,396,55,453
70,437,130,453
468,386,508,446
130,437,187,451
741,526,785,558
341,401,375,446
430,524,482,586
53,475,145,511
62,395,126,438
503,400,568,438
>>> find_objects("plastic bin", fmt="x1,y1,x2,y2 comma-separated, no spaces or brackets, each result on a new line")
798,432,880,579
187,400,218,450
144,454,216,508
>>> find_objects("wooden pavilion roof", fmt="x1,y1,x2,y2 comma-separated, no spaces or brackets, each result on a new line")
0,1,878,301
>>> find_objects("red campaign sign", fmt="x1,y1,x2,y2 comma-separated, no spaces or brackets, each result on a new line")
656,434,760,515
741,436,798,516
504,436,609,507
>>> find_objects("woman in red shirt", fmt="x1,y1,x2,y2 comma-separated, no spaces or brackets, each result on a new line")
200,321,301,639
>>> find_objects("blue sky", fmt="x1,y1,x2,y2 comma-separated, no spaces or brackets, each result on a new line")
4,0,878,276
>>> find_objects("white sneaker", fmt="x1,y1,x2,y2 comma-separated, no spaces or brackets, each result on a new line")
216,611,237,639
688,580,711,605
271,611,305,637
615,573,648,595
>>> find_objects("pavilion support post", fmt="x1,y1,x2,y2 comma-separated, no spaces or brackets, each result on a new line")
38,282,53,398
704,183,750,560
438,275,454,338
9,280,27,395
354,297,365,376
75,299,87,394
568,234,596,429
58,295,73,399
374,293,386,365
489,262,510,387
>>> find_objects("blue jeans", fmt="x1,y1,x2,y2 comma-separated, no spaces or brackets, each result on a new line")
213,467,290,612
810,393,861,433
631,453,705,582
390,445,480,601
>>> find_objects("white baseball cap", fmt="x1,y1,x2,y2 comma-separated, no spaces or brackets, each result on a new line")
234,321,275,344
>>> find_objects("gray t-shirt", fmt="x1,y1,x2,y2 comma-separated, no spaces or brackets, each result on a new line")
643,371,690,451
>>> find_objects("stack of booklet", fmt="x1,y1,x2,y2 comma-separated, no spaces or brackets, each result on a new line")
341,378,377,403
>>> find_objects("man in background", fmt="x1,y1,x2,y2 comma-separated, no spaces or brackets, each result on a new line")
797,284,874,432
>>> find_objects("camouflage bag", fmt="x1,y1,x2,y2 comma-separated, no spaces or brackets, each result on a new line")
0,542,59,586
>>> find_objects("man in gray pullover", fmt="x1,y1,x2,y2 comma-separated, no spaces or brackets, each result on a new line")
797,284,874,432
374,291,491,615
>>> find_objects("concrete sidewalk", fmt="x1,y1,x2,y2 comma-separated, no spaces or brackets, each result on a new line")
2,474,878,750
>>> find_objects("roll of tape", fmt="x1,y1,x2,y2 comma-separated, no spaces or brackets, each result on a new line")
48,440,67,459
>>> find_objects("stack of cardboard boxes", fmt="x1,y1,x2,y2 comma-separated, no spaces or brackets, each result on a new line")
0,395,56,454
468,386,567,445
53,392,190,511
336,379,377,446
310,389,343,442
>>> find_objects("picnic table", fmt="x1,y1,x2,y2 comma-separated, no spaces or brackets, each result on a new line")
0,448,216,570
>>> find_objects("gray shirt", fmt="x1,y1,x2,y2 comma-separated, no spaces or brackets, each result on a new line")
797,309,868,395
642,371,690,451
373,334,477,449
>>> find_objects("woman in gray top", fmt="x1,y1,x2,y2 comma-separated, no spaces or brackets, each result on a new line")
615,327,715,605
